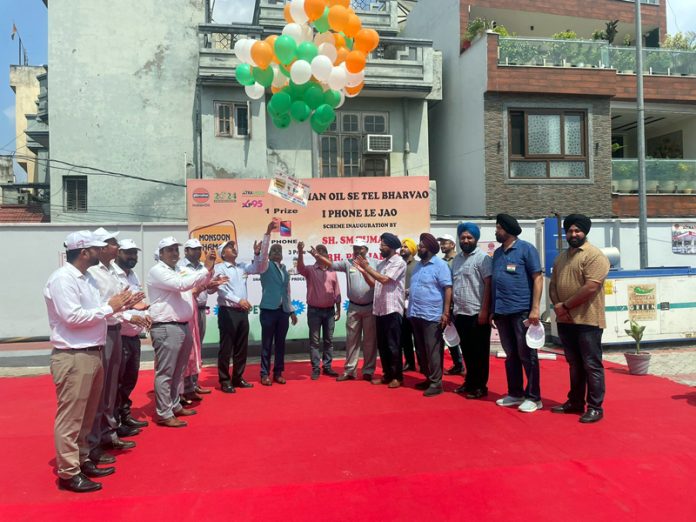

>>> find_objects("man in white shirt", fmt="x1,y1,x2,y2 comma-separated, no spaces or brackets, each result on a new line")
112,239,151,430
45,231,131,493
147,237,216,427
87,228,146,462
215,223,272,393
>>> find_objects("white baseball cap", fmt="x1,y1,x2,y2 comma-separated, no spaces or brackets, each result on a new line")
218,240,235,258
353,238,368,247
437,234,456,243
64,231,107,250
153,249,160,262
525,322,546,350
93,227,120,242
158,236,180,250
183,238,203,249
118,239,141,251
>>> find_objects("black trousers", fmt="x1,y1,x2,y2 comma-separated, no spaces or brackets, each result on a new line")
217,307,250,384
454,314,491,392
376,312,403,382
557,323,605,411
117,334,141,421
401,312,418,368
410,317,444,386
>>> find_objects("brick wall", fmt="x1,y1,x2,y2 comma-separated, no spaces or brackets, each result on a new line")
484,94,613,218
613,195,696,217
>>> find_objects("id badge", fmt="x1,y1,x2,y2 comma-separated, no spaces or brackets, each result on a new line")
506,263,517,273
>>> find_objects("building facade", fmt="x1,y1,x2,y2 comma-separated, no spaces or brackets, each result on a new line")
38,0,441,222
405,0,696,218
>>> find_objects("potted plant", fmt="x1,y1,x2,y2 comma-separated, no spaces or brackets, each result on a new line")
624,319,651,375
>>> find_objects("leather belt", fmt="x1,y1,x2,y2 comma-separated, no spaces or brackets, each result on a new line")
349,300,373,306
151,321,187,327
308,305,335,311
56,346,103,352
220,305,246,312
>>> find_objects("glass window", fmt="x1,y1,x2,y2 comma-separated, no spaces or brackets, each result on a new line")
342,113,359,133
234,104,249,137
343,137,361,177
528,114,561,155
218,104,231,135
550,161,586,178
564,114,583,156
510,112,525,156
364,157,387,177
64,176,87,212
364,114,386,133
510,162,547,178
215,102,249,138
320,136,338,177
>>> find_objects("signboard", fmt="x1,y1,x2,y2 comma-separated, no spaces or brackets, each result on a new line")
628,283,657,321
187,177,431,343
671,223,696,254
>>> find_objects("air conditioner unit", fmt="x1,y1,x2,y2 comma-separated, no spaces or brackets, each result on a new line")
364,134,393,154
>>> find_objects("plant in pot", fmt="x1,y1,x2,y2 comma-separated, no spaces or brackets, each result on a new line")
624,319,651,375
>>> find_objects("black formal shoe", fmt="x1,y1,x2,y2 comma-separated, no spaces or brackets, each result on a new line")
233,379,254,389
423,386,444,397
551,401,585,414
58,473,102,493
453,385,468,394
89,449,116,464
179,395,194,407
415,380,432,391
221,383,236,394
81,461,115,478
122,416,149,428
103,438,136,450
116,425,141,438
322,368,339,377
362,373,373,381
466,389,488,399
311,371,320,381
403,363,415,372
579,408,603,423
446,366,463,375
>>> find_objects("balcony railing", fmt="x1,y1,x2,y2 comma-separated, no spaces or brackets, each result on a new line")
616,0,659,4
612,159,696,194
498,37,696,77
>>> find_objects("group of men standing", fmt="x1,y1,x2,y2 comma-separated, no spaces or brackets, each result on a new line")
46,212,610,492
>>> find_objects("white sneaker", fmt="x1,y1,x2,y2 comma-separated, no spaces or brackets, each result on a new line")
496,395,525,407
518,399,543,413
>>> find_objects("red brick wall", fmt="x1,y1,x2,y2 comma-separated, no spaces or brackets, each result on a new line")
612,195,696,217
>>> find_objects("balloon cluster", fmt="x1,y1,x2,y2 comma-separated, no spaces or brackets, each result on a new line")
234,0,380,133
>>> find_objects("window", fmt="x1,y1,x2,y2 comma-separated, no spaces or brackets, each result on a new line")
508,110,588,179
215,101,250,138
317,111,389,177
64,176,87,212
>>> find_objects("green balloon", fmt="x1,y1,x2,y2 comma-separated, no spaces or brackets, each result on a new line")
345,37,354,50
279,64,291,78
290,81,309,98
303,84,325,110
314,8,330,33
267,102,281,118
272,113,292,129
290,100,311,122
314,104,335,125
310,112,330,133
323,89,341,108
252,66,274,88
274,35,297,65
297,42,318,63
269,91,292,114
235,63,255,86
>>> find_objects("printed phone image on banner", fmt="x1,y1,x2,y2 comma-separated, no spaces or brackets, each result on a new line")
280,221,292,237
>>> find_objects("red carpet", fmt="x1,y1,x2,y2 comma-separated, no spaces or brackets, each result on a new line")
1,356,696,521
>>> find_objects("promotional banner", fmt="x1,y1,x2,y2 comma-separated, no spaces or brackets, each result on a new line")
187,177,431,343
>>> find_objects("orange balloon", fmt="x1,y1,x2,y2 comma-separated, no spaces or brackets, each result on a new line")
271,85,282,94
328,5,349,33
334,32,346,49
344,14,362,38
251,40,274,69
328,0,350,6
304,0,327,21
354,28,380,53
335,46,349,65
345,82,364,96
265,35,280,63
284,3,294,23
345,50,366,74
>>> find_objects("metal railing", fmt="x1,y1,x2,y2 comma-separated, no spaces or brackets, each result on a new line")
612,159,696,194
497,37,696,76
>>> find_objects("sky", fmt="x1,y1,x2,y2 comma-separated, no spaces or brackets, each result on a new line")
0,0,695,181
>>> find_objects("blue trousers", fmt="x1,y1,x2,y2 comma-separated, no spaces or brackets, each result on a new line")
495,312,541,401
260,308,290,378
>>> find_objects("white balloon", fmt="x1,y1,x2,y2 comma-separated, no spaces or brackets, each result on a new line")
346,69,364,88
327,66,347,91
314,32,334,46
290,60,312,85
271,64,288,88
290,0,309,25
282,23,303,45
318,43,338,64
301,23,314,43
245,82,265,100
337,90,346,108
311,55,333,82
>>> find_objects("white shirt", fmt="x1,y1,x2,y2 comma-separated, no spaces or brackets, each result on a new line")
111,260,146,337
44,263,114,350
147,260,211,323
177,258,210,307
88,261,126,326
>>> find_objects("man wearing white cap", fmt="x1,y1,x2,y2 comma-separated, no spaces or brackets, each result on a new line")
147,237,216,427
87,228,146,461
45,231,132,492
112,239,151,430
438,233,464,375
314,238,378,381
214,222,273,393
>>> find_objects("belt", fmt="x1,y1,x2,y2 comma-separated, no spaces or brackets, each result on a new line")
220,305,246,312
309,305,335,311
55,346,103,352
349,300,373,306
151,321,188,327
198,306,209,310
107,324,121,331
